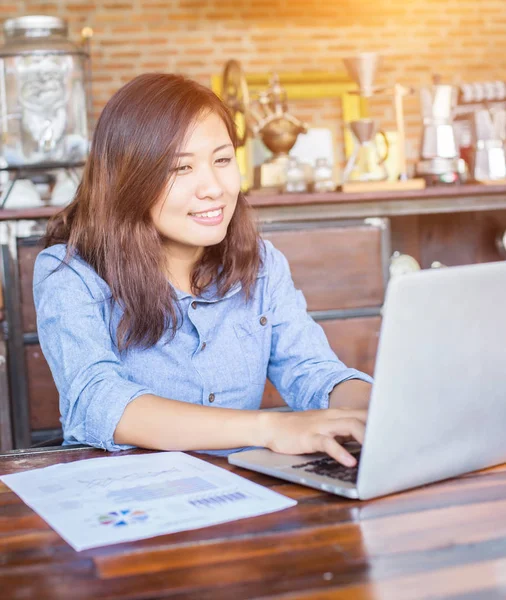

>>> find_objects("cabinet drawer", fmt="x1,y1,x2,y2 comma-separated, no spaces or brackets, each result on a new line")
18,242,42,333
320,316,380,377
261,316,381,408
262,222,387,311
25,345,60,431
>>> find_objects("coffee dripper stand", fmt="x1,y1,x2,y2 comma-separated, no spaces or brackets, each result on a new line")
341,52,425,190
342,119,390,183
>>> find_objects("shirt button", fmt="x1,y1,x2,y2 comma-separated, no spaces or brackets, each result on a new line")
191,301,197,309
201,342,207,351
259,316,268,326
208,393,215,403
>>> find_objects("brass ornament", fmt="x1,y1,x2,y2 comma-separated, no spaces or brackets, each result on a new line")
221,60,250,147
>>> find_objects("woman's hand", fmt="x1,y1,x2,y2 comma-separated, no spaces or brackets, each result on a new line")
260,408,367,467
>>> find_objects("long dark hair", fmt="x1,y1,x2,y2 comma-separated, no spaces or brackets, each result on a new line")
45,73,261,350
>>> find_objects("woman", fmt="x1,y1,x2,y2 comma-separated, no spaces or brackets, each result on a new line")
34,73,372,467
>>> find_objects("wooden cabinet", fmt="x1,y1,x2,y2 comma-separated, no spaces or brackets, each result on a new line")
2,184,506,449
262,222,387,310
319,316,381,378
0,325,12,451
1,217,388,448
16,243,61,432
260,219,388,407
0,223,62,449
25,345,60,431
261,315,381,407
18,243,40,333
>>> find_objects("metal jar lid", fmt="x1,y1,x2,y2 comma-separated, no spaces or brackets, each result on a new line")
0,15,84,57
3,15,68,39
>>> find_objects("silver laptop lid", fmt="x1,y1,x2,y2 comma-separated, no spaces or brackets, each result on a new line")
357,261,506,500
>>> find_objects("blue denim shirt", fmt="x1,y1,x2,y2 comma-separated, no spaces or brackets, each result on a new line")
33,240,372,452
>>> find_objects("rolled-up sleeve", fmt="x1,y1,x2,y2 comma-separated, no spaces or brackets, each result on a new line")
264,241,373,411
33,250,154,451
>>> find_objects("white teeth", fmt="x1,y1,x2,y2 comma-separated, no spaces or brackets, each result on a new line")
190,208,222,218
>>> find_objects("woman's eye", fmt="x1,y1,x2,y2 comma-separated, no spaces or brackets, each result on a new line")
176,165,191,173
215,157,233,165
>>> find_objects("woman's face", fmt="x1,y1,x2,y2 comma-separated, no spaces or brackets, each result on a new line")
151,111,241,258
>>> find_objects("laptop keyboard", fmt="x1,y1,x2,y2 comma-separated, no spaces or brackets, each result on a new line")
292,451,361,484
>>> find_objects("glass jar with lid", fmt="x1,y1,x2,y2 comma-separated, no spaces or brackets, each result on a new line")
284,156,307,193
313,157,335,193
0,15,91,167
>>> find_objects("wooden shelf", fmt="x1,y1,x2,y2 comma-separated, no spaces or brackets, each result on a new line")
2,183,506,223
246,183,506,208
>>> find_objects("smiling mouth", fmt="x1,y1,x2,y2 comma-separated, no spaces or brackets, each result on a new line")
188,208,224,219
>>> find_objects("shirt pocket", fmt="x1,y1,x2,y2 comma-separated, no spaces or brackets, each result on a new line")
233,310,273,385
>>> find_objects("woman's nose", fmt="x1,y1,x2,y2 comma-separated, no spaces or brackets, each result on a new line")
195,165,224,200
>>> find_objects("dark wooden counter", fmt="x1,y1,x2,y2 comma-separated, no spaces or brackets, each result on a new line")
2,183,506,223
248,182,506,207
249,183,506,222
2,446,506,599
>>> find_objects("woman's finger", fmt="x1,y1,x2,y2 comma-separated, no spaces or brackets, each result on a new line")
325,417,366,445
316,434,357,467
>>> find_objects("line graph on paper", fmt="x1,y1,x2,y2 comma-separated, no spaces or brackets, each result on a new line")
76,468,181,490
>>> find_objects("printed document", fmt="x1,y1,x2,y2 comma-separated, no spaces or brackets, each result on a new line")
0,451,296,551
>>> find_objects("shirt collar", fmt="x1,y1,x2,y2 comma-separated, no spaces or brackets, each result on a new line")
172,262,266,303
172,280,243,303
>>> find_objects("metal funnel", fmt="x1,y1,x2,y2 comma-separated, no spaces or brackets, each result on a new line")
349,118,376,144
343,53,381,97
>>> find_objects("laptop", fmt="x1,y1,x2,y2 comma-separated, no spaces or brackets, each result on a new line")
229,261,506,500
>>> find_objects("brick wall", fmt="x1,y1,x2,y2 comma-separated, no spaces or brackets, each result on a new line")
2,0,505,169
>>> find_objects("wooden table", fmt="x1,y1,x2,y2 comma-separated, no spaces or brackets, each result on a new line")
2,447,506,599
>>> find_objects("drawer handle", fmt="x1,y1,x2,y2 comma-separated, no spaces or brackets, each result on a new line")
496,230,506,259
